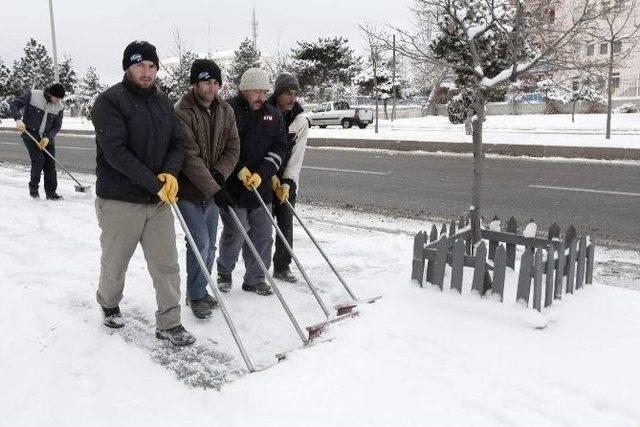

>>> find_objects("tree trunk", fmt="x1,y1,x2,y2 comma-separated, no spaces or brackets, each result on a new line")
572,100,576,123
383,98,388,120
470,90,486,245
606,40,614,140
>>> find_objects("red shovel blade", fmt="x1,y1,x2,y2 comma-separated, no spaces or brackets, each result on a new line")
306,311,359,341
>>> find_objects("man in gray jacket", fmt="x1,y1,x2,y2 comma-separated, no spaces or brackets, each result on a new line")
175,59,240,319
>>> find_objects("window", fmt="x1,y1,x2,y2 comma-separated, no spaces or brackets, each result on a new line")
600,43,608,54
613,40,623,53
587,44,595,56
612,72,620,89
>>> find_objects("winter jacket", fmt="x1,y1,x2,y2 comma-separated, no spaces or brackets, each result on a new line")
226,94,288,208
91,76,186,204
174,89,240,203
9,89,64,141
267,97,309,191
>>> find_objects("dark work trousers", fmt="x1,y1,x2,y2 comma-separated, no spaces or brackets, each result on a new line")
22,135,57,195
272,188,297,272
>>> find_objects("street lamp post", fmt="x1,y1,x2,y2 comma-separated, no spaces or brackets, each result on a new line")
48,0,59,81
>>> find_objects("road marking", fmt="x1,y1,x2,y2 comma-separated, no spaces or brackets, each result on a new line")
0,141,94,151
529,184,640,197
302,165,389,175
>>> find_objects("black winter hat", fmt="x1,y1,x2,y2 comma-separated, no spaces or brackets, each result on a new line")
273,73,300,98
122,40,159,70
46,83,65,99
190,59,222,85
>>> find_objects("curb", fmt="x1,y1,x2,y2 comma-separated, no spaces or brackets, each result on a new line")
2,127,638,161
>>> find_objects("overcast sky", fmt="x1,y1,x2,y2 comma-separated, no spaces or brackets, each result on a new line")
1,0,414,84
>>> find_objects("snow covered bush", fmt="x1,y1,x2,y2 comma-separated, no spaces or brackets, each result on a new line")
613,103,639,113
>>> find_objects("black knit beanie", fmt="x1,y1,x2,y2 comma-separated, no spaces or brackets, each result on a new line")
273,73,300,98
46,83,65,99
190,59,222,85
122,41,159,70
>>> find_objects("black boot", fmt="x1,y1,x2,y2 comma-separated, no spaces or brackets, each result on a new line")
242,282,274,296
156,325,196,346
217,273,232,293
102,306,125,329
46,193,63,200
29,185,39,198
273,267,298,283
186,297,213,319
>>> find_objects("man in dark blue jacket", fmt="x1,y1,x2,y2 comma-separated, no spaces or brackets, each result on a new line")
10,83,66,199
91,40,194,346
216,68,287,296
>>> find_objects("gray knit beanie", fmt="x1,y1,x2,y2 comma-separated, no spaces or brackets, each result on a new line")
273,73,300,98
238,67,271,91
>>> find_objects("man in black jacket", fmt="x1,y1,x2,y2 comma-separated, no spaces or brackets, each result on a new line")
9,83,66,199
216,68,287,296
91,40,195,346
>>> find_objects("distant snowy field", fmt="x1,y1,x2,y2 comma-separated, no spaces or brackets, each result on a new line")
43,113,640,149
1,164,640,427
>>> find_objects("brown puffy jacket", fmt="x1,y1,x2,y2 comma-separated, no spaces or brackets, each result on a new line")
175,89,240,203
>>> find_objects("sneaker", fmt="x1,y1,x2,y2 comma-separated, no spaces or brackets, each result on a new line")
242,282,274,296
156,325,196,346
102,305,125,329
29,186,39,198
217,273,232,293
46,193,63,200
203,293,218,309
186,297,213,319
273,267,298,283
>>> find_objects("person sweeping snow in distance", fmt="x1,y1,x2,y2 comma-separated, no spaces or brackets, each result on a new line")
9,82,66,200
91,40,195,346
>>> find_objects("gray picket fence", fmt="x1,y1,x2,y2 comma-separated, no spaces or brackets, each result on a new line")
411,216,596,311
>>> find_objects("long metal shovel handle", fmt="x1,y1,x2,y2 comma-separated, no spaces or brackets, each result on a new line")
284,199,360,301
23,130,86,189
226,206,309,345
253,188,332,318
171,203,256,373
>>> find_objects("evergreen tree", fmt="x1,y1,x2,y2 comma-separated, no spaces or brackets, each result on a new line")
58,57,78,95
291,37,360,96
161,50,198,103
0,58,12,117
75,67,105,119
229,38,261,87
10,39,55,94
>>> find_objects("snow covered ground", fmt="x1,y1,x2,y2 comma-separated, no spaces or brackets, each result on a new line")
1,164,640,427
32,113,640,149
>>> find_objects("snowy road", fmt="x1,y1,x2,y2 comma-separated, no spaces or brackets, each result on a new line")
1,131,639,246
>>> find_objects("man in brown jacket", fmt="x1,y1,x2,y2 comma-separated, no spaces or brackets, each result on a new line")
175,59,240,319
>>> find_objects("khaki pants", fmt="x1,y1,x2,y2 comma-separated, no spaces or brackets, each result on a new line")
95,197,181,330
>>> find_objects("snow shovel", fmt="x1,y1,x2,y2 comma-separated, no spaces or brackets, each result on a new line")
284,199,381,309
23,130,91,193
226,205,309,346
171,203,256,373
252,187,358,340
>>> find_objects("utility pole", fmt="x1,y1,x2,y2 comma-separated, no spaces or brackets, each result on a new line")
391,34,396,121
207,23,212,58
48,0,59,81
252,4,259,49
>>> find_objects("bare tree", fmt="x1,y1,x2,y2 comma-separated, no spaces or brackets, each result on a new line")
585,0,640,138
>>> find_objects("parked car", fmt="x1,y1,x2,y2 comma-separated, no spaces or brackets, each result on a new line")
306,101,373,129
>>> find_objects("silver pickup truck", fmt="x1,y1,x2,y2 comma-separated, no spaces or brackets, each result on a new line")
306,101,373,129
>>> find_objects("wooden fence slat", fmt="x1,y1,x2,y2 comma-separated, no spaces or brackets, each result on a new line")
548,223,561,240
566,238,578,294
554,241,565,300
425,225,439,284
586,238,595,284
516,248,533,304
449,220,456,237
450,239,465,293
488,215,500,261
533,248,544,312
545,245,554,308
433,242,447,290
458,215,465,229
411,231,426,286
565,224,578,246
440,224,448,238
576,236,587,289
506,216,518,269
493,244,506,302
471,242,487,295
429,224,439,242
